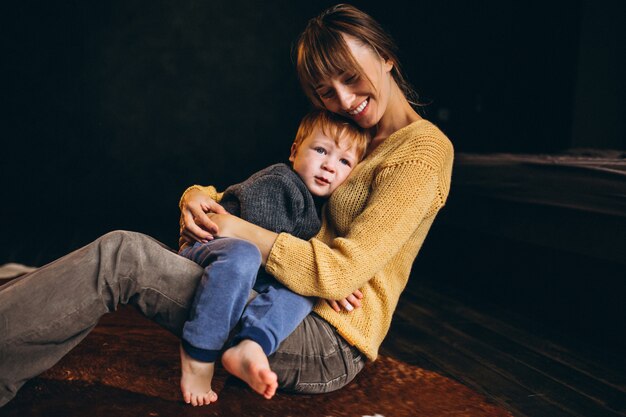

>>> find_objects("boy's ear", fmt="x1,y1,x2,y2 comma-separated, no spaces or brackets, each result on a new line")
289,142,298,162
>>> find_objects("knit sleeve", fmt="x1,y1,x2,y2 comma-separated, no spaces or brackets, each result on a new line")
266,159,443,299
178,185,224,211
238,174,307,236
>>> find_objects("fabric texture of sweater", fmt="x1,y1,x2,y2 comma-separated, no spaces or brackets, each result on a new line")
180,163,321,251
184,120,454,361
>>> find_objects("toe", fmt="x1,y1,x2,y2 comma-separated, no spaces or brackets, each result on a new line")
209,390,218,403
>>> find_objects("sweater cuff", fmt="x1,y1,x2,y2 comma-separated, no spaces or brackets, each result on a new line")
178,185,222,210
265,232,320,296
265,232,291,278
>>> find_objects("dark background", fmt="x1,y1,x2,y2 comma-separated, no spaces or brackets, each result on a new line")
1,0,624,348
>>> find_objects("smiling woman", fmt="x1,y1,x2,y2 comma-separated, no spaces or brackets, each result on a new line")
295,6,420,145
179,0,453,401
312,36,395,132
0,3,452,409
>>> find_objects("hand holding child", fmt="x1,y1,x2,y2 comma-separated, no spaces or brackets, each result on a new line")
326,290,363,313
179,189,228,247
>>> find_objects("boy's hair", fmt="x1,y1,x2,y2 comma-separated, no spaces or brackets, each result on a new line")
293,110,369,161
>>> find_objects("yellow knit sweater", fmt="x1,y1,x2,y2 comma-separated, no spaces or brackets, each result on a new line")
185,119,453,360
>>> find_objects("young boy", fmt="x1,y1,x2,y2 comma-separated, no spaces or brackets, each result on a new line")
178,110,368,406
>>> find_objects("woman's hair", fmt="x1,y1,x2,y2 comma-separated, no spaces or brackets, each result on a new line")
294,4,420,109
293,109,369,161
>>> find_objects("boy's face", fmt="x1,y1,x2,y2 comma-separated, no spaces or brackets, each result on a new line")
289,126,359,197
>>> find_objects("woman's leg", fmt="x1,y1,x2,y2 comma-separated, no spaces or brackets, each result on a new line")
0,230,203,407
269,314,366,394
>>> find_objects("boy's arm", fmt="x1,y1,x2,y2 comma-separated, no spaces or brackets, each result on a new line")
238,172,312,237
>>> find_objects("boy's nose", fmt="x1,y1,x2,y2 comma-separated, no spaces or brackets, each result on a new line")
322,159,336,173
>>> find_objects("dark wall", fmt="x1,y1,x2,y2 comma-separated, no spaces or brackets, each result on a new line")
1,0,621,264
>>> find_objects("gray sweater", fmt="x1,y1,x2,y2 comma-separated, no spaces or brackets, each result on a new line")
219,163,322,240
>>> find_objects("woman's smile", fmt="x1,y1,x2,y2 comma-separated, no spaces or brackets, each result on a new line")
348,98,369,117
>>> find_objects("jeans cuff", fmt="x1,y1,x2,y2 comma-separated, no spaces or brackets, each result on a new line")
234,327,273,356
181,339,220,362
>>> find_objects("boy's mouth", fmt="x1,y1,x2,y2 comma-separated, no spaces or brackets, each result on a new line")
314,176,331,185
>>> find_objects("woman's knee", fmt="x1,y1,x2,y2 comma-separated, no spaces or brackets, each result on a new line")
96,230,166,257
97,230,140,249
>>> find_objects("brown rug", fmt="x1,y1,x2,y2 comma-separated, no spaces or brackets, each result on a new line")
0,306,512,417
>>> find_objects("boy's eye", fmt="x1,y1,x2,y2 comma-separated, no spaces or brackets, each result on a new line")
340,158,352,167
314,147,327,154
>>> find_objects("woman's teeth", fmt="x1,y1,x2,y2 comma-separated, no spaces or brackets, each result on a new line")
349,99,368,115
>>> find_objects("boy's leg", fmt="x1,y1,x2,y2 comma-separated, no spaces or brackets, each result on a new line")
0,231,203,407
234,279,315,356
177,238,261,406
222,276,311,399
178,238,261,360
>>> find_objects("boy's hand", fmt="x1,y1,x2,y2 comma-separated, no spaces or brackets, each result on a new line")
326,290,363,313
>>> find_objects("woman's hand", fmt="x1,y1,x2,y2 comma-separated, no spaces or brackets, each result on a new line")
179,188,228,247
326,290,364,313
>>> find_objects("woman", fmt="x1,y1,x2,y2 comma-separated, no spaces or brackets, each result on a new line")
180,3,453,396
0,4,452,407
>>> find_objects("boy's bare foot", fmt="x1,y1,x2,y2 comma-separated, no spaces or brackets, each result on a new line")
180,344,218,406
221,339,278,399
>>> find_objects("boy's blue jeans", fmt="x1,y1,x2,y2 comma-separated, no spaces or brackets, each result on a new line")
179,239,315,362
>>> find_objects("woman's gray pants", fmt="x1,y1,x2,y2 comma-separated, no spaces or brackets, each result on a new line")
0,231,364,407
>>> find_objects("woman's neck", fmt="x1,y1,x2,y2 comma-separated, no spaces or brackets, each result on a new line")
368,82,421,154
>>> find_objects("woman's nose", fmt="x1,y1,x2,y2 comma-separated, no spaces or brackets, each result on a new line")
336,86,355,111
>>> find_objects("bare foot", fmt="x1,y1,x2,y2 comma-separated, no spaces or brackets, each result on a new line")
180,344,218,406
222,339,278,399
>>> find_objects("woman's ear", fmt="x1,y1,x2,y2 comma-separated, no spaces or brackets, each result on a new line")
383,58,394,73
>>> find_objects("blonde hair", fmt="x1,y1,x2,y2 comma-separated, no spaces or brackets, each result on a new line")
294,110,369,161
294,4,420,109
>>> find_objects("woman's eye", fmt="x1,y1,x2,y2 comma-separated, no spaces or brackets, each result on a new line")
345,74,359,85
319,90,335,99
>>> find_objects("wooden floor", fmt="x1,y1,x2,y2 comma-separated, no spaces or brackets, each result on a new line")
383,282,626,417
2,241,625,417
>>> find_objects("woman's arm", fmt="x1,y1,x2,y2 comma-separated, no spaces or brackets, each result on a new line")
187,134,453,300
213,161,443,299
210,212,364,312
266,159,447,300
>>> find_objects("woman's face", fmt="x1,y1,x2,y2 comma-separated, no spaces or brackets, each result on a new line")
314,35,393,129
